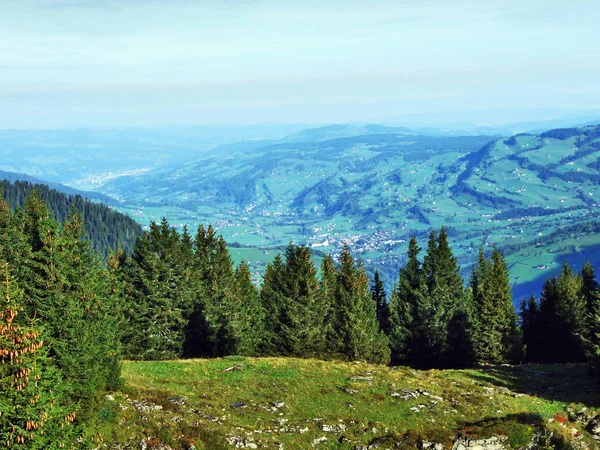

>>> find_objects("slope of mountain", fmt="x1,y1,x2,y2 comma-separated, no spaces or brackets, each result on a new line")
1,179,143,256
0,169,118,204
101,125,600,299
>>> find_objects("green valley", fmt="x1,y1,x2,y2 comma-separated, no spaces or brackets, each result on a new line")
100,125,600,300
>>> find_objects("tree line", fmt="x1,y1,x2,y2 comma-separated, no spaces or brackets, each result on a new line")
113,218,600,372
3,192,600,448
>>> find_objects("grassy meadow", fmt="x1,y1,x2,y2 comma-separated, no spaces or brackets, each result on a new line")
96,357,600,449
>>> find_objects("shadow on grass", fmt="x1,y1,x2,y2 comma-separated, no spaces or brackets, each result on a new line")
511,242,600,303
463,363,600,408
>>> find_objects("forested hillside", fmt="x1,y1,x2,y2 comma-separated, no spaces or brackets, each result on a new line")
0,169,117,204
1,179,142,256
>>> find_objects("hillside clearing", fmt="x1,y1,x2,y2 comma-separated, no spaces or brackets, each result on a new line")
98,358,600,449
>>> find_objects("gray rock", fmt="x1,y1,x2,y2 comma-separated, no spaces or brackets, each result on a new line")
322,423,347,433
229,401,247,409
567,407,592,425
452,436,508,450
225,435,257,449
127,399,163,413
422,441,444,450
349,374,374,382
419,390,443,402
392,388,420,400
313,436,328,446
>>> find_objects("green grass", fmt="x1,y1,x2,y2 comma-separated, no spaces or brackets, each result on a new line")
97,358,600,449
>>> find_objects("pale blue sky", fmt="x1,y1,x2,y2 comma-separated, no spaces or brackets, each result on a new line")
0,0,599,128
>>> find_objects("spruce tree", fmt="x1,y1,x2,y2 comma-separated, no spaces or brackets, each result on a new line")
230,261,264,356
471,248,522,364
446,288,474,368
581,261,600,355
122,221,188,360
259,255,286,355
537,275,560,363
320,254,341,357
520,294,542,362
388,236,423,365
205,236,236,355
371,271,389,334
555,261,586,362
328,245,390,364
490,248,523,363
537,262,586,363
418,228,465,367
279,244,327,357
0,264,73,449
259,244,326,358
17,199,121,417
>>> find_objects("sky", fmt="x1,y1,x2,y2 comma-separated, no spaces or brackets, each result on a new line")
0,0,599,128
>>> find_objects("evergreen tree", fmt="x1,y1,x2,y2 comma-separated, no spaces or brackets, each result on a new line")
520,294,543,362
279,244,327,357
320,254,341,357
17,198,121,418
388,236,423,365
230,261,264,355
537,275,561,363
0,263,73,449
582,261,599,313
371,271,389,333
555,262,586,362
327,245,390,364
181,225,215,358
259,255,286,355
581,261,600,355
0,196,30,276
446,288,475,368
419,228,465,367
0,193,124,440
537,262,586,363
490,248,523,363
203,236,236,356
122,221,189,360
259,244,327,358
471,248,522,364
